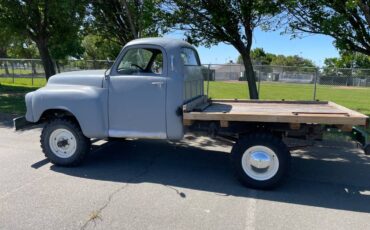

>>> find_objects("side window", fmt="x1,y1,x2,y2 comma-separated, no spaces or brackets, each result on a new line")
117,48,163,75
181,48,200,66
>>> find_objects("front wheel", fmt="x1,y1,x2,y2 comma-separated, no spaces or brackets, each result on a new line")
41,118,91,166
231,133,291,189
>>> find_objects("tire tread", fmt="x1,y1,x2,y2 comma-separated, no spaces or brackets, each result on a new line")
40,118,90,166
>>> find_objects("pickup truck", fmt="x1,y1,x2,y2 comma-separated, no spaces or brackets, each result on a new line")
14,38,369,189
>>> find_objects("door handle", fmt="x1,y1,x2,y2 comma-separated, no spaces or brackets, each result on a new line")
151,82,165,88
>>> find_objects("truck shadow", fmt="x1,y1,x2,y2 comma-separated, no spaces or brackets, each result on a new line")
49,138,370,213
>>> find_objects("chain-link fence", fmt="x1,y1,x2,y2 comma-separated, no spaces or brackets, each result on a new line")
201,64,370,101
1,59,370,102
0,59,114,86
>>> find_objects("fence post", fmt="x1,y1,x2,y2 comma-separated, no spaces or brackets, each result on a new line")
11,61,15,84
31,60,34,86
257,71,261,98
313,68,318,100
207,64,211,96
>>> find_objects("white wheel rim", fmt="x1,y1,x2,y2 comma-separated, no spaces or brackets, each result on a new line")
241,145,279,181
49,128,77,158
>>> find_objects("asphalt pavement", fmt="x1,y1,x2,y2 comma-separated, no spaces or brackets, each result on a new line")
0,119,370,230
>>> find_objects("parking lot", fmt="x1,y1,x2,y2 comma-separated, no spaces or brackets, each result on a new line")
1,118,370,230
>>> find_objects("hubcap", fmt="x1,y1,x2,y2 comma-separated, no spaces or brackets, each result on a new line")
241,146,279,181
49,128,77,158
250,151,271,169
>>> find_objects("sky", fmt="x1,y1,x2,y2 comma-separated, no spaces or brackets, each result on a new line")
164,28,340,67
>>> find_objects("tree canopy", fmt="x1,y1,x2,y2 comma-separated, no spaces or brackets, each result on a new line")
237,48,316,67
324,52,370,69
283,0,370,56
81,35,122,61
0,0,87,79
89,0,165,46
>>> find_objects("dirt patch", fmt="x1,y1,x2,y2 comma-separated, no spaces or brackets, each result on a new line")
333,86,369,90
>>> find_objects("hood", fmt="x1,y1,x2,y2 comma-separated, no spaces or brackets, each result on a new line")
47,70,107,87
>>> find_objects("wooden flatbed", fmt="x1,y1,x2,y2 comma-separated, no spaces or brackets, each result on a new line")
183,98,368,127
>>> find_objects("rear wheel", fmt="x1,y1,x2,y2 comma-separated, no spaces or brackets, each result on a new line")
231,133,291,189
41,118,91,166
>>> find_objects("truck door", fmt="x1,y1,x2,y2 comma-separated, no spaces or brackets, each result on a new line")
108,46,167,139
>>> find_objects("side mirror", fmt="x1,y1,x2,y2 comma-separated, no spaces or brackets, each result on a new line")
104,68,111,80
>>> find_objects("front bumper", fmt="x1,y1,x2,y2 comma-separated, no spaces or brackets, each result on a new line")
13,116,34,131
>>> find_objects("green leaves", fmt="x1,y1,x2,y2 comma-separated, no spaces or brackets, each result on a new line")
0,0,88,78
283,0,370,56
89,0,165,46
238,47,316,67
81,35,121,60
324,51,370,68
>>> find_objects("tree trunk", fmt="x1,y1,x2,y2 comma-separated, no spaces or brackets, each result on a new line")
55,60,61,73
31,61,37,75
121,0,138,39
4,61,10,75
0,49,10,75
36,39,55,80
240,52,259,99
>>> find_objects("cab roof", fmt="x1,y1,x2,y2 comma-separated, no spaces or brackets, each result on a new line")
125,37,194,50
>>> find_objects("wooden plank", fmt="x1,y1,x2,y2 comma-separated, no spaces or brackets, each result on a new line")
328,101,368,118
292,112,350,116
183,112,367,126
183,119,194,126
183,99,368,126
212,99,329,105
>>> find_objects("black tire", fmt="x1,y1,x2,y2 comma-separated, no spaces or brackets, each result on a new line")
41,118,91,166
231,133,291,189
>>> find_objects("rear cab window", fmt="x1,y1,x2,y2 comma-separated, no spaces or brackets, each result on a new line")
180,48,200,66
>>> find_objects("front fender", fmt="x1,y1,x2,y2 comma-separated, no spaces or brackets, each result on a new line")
28,85,108,138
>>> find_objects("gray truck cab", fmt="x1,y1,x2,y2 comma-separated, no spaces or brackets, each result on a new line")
23,38,204,140
107,38,203,140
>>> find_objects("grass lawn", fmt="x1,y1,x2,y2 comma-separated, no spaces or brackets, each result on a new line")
0,77,46,87
0,83,39,114
0,79,369,119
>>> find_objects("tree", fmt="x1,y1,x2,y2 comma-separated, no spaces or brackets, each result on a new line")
82,35,122,61
89,0,165,46
282,0,370,56
0,26,13,75
324,52,370,69
0,29,10,58
0,26,36,75
162,0,281,99
237,48,315,67
0,1,87,79
7,39,39,59
271,55,315,67
238,48,275,65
